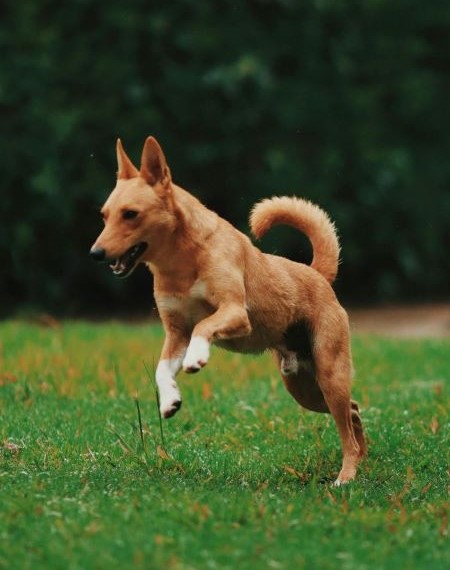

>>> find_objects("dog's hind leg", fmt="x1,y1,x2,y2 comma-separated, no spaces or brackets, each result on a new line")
312,316,365,485
350,400,367,458
275,352,367,478
276,323,366,484
277,351,367,468
315,362,362,485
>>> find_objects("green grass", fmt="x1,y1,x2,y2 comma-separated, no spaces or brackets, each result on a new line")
0,321,448,570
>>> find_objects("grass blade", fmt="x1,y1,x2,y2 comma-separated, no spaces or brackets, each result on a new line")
134,396,149,462
143,360,166,452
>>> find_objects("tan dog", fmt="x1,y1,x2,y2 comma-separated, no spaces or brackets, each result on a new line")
90,136,367,485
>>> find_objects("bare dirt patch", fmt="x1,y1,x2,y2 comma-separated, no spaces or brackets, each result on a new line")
348,303,450,338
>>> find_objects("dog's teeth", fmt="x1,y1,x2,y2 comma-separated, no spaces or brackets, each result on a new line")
109,243,146,278
110,259,126,274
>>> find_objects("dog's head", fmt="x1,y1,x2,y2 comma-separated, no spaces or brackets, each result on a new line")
90,137,177,278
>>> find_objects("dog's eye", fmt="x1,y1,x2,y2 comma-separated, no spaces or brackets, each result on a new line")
122,210,139,220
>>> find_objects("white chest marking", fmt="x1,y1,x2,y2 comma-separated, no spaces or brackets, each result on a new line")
157,296,184,313
156,280,211,323
189,279,208,299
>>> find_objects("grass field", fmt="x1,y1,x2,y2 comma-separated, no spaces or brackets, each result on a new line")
0,320,448,569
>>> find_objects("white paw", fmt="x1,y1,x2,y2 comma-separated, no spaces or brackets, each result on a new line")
159,384,182,419
155,359,183,419
183,336,210,373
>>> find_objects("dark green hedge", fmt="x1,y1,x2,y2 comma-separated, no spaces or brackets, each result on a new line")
1,0,449,316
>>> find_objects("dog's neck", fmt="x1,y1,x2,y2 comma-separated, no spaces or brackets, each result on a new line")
145,183,219,276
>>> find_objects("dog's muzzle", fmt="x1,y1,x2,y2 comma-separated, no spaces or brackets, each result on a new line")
89,242,148,278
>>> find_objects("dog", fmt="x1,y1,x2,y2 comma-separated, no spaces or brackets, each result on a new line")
90,136,367,485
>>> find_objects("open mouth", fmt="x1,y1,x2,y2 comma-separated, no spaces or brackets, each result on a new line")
109,242,148,278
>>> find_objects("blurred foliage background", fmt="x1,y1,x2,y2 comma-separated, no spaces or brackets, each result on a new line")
1,0,449,317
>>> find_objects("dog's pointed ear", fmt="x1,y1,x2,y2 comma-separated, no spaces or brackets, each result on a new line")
116,139,139,179
140,136,171,188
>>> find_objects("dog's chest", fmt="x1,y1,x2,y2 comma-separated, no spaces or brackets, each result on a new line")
155,280,214,326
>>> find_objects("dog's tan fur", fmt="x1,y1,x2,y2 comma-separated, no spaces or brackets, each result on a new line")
91,137,367,484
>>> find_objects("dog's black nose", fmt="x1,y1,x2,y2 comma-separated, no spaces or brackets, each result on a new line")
89,246,106,262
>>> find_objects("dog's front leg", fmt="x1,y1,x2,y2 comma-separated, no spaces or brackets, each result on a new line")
156,327,189,419
183,302,251,372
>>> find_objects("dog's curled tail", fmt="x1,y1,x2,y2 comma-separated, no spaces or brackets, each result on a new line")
250,196,340,283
